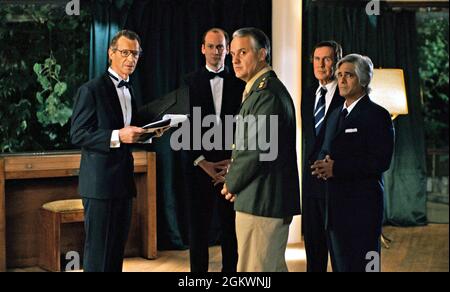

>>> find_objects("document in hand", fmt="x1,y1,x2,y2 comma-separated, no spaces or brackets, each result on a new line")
138,114,189,142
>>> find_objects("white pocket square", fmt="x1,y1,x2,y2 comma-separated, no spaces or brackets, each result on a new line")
345,128,358,133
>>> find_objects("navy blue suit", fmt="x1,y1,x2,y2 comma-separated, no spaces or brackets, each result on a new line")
301,84,344,272
319,95,394,272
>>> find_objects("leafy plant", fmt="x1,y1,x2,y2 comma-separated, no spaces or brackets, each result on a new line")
417,13,449,149
0,3,90,152
33,54,72,129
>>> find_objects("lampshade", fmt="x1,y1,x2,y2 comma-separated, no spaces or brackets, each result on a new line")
370,69,409,119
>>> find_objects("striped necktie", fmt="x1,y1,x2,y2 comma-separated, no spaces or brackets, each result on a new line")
314,87,327,136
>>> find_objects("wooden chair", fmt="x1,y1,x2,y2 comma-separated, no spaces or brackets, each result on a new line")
38,199,84,272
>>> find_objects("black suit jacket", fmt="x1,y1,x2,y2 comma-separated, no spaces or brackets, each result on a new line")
184,66,245,163
319,95,395,231
70,73,142,200
137,85,190,125
301,84,344,199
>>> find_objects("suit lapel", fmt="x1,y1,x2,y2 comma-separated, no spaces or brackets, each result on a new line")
333,95,369,139
303,86,316,135
199,68,216,115
310,85,344,153
328,89,345,120
129,86,138,126
102,73,125,128
221,67,239,118
328,105,343,142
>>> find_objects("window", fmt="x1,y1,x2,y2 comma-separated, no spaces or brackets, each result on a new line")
0,1,90,152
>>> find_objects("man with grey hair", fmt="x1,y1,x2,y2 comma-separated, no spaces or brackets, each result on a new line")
301,40,344,272
71,30,166,272
221,27,300,272
311,54,395,272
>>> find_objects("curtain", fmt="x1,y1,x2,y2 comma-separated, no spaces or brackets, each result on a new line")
303,0,427,226
123,0,272,249
89,0,134,79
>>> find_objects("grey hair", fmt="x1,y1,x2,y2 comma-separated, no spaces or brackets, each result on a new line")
336,54,374,94
232,27,271,64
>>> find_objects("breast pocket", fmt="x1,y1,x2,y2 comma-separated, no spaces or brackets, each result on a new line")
336,130,363,151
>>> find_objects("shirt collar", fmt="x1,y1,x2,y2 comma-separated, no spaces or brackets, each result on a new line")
108,67,129,83
343,94,366,115
244,66,272,95
316,79,337,96
206,65,225,73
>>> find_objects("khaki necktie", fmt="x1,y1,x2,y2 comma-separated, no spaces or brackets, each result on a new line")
241,91,248,103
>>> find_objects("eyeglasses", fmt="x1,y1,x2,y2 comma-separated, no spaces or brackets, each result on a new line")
113,48,143,58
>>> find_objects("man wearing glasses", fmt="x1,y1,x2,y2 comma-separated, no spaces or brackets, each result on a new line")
71,30,148,272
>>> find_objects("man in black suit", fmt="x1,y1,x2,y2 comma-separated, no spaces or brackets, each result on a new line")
301,41,344,272
71,30,153,272
184,28,244,272
312,54,395,272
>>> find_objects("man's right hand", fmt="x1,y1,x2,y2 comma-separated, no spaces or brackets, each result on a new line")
119,126,145,144
198,160,220,180
199,159,231,185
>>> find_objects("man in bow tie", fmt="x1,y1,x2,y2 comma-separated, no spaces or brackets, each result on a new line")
71,30,157,272
183,27,244,272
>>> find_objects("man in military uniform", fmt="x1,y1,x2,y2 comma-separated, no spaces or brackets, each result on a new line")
221,27,300,272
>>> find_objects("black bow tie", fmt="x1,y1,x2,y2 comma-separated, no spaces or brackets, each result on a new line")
108,72,132,89
208,71,226,80
118,80,132,89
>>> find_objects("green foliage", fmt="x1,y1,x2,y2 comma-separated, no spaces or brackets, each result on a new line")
33,55,72,130
417,13,449,148
0,3,90,153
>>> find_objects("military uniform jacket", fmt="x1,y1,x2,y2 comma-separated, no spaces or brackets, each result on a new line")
225,71,301,218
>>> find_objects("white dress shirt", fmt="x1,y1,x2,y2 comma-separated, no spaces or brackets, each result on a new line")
108,68,133,148
342,94,366,116
206,65,225,117
314,79,338,117
193,65,225,166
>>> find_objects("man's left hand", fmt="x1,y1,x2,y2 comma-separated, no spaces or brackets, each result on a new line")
154,125,171,138
311,155,334,180
212,159,231,186
221,183,236,202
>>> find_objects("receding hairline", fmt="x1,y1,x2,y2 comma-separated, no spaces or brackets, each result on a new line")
202,28,229,45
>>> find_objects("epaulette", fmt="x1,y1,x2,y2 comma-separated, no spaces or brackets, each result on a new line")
255,77,269,91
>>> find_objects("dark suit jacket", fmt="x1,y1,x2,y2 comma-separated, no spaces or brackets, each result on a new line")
70,73,142,200
137,85,190,125
301,84,344,199
183,66,245,163
319,95,395,231
226,71,301,218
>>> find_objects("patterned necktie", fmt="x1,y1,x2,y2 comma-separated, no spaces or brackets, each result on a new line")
314,87,327,136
